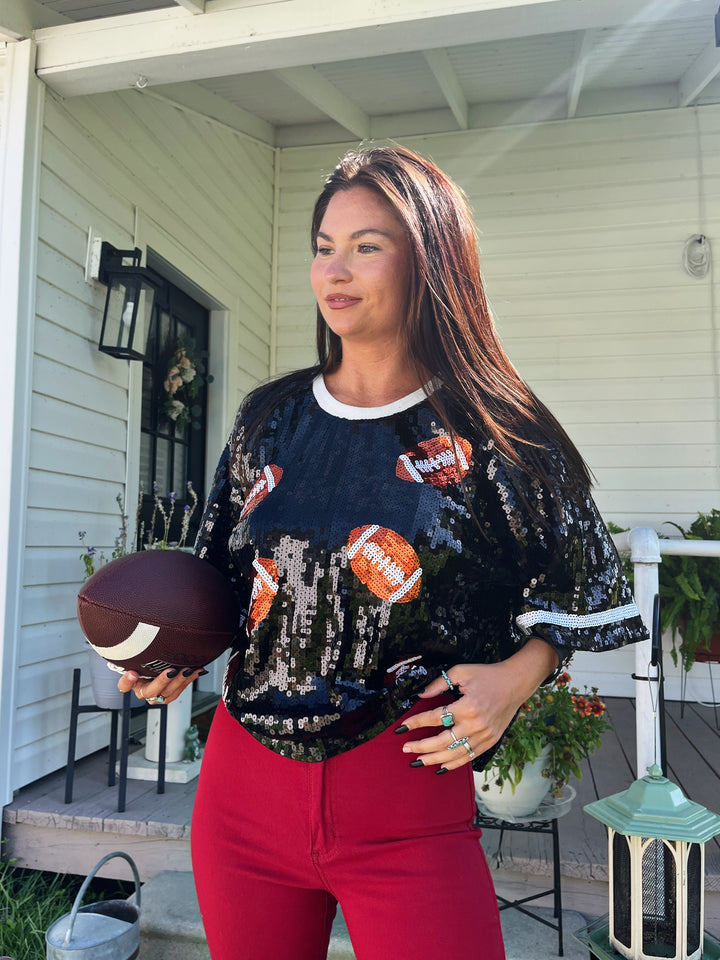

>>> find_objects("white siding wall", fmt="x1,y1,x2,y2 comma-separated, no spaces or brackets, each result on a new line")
14,89,274,790
275,106,720,698
0,46,6,111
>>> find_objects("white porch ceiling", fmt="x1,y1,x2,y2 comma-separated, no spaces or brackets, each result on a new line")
21,0,720,146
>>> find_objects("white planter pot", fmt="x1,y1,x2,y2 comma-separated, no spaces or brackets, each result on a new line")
474,744,552,818
86,645,142,709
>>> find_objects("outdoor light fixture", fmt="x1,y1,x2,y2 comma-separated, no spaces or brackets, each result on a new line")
577,766,720,960
97,242,160,361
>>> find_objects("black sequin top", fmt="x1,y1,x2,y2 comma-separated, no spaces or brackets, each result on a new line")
194,375,647,766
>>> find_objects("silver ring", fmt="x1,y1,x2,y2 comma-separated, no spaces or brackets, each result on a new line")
441,706,455,728
147,695,165,705
449,729,459,743
448,735,469,751
441,670,454,692
462,741,474,757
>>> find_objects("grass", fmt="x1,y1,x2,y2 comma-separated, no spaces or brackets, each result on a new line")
0,849,133,960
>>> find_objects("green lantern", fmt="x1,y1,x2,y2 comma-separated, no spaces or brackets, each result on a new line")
581,765,720,960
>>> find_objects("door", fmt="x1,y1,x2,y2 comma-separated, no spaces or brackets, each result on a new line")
138,279,210,549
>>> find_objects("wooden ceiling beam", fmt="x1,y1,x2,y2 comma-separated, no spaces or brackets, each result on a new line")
34,0,704,99
423,48,468,130
566,29,596,119
679,40,720,107
173,0,207,13
275,66,370,140
0,0,69,41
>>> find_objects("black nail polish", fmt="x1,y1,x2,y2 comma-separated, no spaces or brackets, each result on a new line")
166,669,179,678
182,668,194,677
199,669,209,676
436,767,449,776
409,759,424,768
395,724,409,734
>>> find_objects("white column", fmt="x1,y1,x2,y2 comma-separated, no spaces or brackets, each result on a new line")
0,39,44,806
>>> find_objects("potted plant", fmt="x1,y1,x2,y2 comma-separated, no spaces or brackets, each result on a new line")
657,509,720,674
475,672,610,817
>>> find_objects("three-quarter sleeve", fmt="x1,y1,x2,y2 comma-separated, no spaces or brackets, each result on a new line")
493,446,648,665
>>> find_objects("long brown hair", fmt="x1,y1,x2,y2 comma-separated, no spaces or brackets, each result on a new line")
247,144,591,503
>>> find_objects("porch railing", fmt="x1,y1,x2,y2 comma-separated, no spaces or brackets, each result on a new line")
611,528,720,778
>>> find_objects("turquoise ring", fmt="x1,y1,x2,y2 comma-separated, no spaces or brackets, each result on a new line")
441,706,455,728
441,670,454,691
448,735,469,751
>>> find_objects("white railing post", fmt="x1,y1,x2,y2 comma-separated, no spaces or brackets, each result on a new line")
613,527,662,777
628,528,662,778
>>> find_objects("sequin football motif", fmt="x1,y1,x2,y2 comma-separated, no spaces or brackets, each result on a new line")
347,525,422,603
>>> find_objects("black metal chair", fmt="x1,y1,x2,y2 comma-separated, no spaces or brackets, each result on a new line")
64,667,168,813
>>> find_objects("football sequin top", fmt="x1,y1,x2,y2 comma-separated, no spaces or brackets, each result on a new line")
195,375,647,768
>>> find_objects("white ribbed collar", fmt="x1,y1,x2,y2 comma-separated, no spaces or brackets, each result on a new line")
312,374,431,420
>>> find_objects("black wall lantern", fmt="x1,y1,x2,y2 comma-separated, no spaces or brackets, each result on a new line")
97,242,160,361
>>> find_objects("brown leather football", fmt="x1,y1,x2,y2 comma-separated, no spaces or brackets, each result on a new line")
77,550,238,679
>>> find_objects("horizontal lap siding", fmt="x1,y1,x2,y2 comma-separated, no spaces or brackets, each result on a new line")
14,89,274,790
276,108,719,696
277,108,719,529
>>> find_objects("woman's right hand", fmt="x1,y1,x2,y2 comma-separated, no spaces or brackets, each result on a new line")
117,666,207,705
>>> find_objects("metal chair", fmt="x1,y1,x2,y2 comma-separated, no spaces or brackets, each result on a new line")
64,667,168,812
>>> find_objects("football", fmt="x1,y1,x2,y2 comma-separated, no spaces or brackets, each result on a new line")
77,550,239,679
240,464,283,521
347,525,422,604
396,435,472,487
247,557,279,631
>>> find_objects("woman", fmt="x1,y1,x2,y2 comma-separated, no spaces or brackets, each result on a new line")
120,145,647,960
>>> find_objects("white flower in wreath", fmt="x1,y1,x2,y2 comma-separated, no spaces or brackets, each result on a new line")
167,399,185,421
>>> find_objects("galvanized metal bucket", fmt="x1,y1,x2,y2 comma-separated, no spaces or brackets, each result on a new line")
45,851,141,960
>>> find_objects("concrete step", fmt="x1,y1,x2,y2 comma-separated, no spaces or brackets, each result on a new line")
132,870,354,960
133,869,590,959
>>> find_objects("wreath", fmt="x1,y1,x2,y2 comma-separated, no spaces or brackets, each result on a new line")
161,340,212,431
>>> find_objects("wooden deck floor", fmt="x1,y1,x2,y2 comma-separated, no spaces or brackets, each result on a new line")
3,697,720,932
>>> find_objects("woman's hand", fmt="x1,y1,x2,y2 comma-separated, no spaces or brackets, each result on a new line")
117,666,207,705
398,638,559,771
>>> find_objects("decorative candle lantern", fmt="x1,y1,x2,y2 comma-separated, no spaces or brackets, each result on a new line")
584,765,720,960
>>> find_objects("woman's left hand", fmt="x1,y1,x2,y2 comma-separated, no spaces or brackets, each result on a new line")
398,638,559,770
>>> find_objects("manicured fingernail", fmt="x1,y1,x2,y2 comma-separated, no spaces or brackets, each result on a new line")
198,669,209,676
409,759,424,768
166,669,179,678
182,668,194,677
436,767,449,776
395,724,409,734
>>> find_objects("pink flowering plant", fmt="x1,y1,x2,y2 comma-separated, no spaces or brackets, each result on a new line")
479,672,611,797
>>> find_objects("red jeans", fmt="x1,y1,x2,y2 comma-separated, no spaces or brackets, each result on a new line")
191,699,505,960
